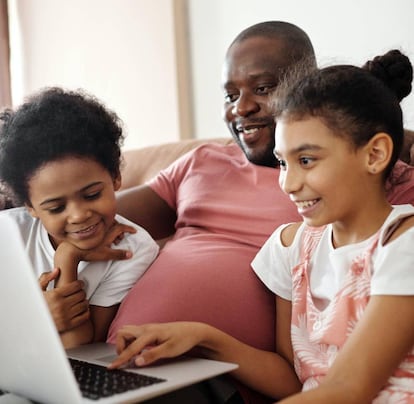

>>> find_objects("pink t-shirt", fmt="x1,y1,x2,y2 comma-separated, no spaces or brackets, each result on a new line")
108,143,301,350
386,159,414,203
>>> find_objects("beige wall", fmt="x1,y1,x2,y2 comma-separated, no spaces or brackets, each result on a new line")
8,0,185,150
8,0,414,149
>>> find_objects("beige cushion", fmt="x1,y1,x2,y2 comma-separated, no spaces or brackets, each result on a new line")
120,137,233,190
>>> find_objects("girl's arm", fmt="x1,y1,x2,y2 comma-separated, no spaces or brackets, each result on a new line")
280,294,414,403
109,296,301,400
280,216,414,403
53,222,136,348
54,221,136,285
53,243,94,348
39,268,90,332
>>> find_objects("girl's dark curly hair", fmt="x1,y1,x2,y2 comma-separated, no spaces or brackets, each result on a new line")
0,87,124,205
274,49,413,180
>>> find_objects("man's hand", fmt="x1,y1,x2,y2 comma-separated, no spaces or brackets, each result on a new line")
39,268,90,333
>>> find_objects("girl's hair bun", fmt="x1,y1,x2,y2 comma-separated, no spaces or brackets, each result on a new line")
362,49,413,101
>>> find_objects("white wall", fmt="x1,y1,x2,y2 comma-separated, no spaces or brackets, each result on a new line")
8,0,180,150
7,0,414,148
188,0,414,139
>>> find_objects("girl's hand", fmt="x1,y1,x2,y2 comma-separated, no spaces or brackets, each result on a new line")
39,268,90,332
79,221,137,262
108,322,205,369
55,221,136,270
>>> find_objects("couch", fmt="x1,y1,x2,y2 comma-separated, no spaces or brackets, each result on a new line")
120,137,233,190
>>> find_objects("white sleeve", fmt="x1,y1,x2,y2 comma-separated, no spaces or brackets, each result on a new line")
88,216,159,306
371,226,414,296
251,223,302,301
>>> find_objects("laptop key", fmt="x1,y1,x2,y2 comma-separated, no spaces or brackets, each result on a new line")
69,358,166,400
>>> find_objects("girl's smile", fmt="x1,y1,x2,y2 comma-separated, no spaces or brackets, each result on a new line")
66,220,104,240
292,198,321,217
275,116,393,246
26,157,121,250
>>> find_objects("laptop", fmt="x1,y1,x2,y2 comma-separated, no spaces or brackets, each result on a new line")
0,214,238,403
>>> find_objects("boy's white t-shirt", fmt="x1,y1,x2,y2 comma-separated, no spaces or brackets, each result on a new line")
1,207,159,307
252,204,414,306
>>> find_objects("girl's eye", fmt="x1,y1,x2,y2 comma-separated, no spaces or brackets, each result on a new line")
85,191,101,200
299,157,313,166
48,206,65,214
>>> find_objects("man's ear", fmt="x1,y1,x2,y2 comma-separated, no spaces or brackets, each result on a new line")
113,174,122,191
365,132,393,174
25,203,39,219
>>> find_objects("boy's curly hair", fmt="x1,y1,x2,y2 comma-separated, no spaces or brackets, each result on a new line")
0,87,125,205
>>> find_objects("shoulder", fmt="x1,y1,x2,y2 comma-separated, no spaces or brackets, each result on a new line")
280,222,303,247
115,214,159,254
164,143,246,179
190,142,242,159
154,142,239,177
115,213,140,228
382,205,414,244
0,207,48,252
390,216,414,240
0,206,35,227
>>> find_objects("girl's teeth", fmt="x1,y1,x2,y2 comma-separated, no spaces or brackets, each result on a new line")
297,200,317,209
78,225,95,233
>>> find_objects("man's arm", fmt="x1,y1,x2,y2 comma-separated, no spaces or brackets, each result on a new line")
90,304,120,342
116,185,177,240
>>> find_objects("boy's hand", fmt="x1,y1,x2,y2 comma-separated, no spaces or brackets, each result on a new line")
39,268,90,332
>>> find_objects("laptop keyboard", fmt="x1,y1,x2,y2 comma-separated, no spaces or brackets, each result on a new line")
69,358,166,400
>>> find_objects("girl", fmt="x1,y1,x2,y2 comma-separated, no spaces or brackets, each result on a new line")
109,50,414,403
0,88,159,349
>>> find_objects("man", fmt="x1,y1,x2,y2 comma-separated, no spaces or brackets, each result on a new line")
108,21,315,349
108,21,414,402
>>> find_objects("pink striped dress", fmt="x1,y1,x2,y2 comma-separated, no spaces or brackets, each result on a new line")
292,224,414,402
